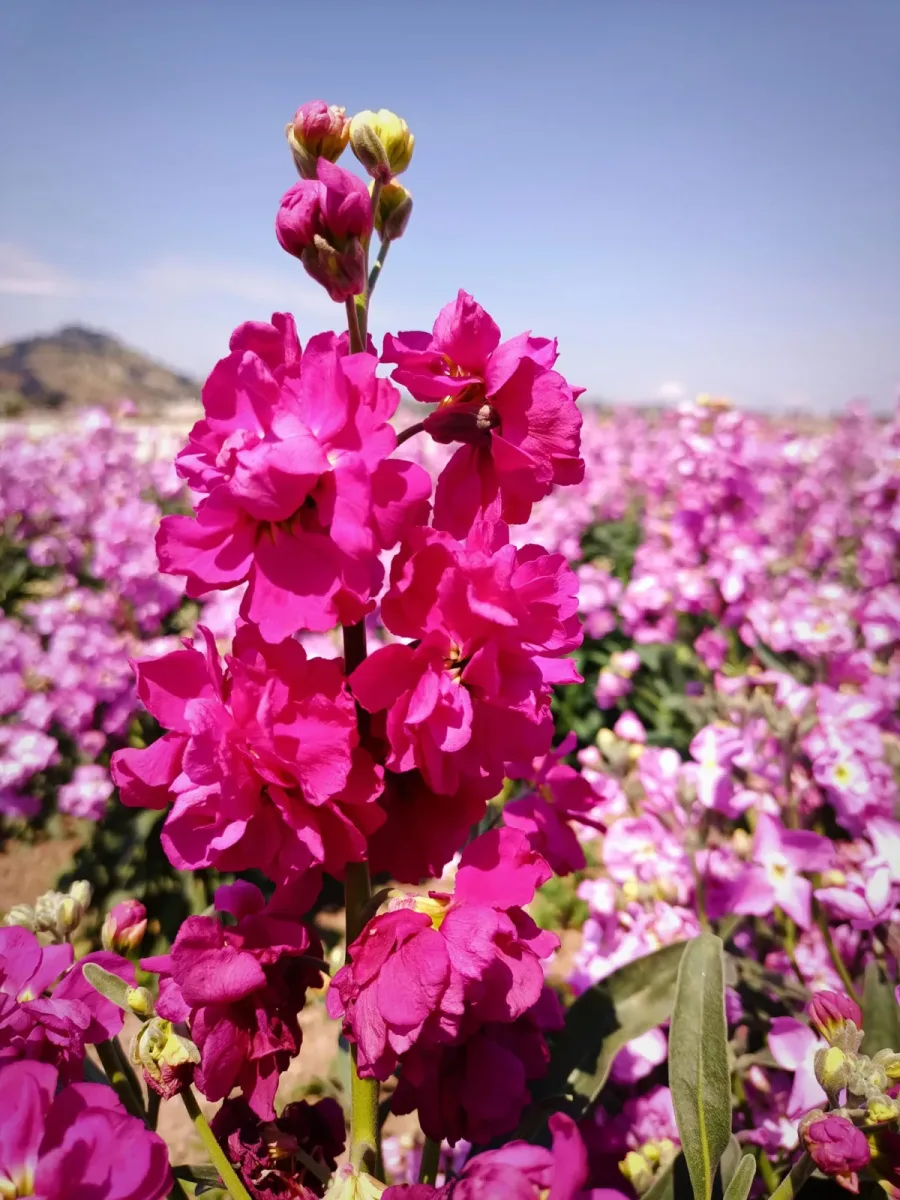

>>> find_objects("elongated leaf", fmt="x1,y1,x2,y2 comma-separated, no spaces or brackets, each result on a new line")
722,1155,756,1200
669,933,731,1200
82,961,130,1011
718,1136,743,1191
537,939,689,1116
861,960,900,1057
642,1153,694,1200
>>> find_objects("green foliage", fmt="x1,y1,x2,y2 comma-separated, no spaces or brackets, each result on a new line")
669,934,731,1200
860,960,900,1058
531,939,689,1127
722,1154,757,1200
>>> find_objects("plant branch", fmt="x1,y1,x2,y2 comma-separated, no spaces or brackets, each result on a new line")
395,420,427,447
181,1087,253,1200
345,297,364,354
816,906,861,1003
96,1039,145,1122
767,1153,815,1200
368,238,390,299
419,1137,441,1186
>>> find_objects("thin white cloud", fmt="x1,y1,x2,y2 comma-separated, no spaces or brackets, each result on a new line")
0,243,79,297
656,380,685,400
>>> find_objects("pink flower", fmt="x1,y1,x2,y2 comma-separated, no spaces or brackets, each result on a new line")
326,829,556,1081
816,861,895,930
142,881,323,1119
276,162,372,300
768,1017,828,1118
57,764,113,819
382,291,583,536
0,1060,171,1200
111,624,384,885
613,711,646,744
390,992,564,1147
350,525,581,799
504,733,598,875
211,1094,345,1198
0,929,134,1082
157,320,431,640
288,100,350,178
383,1111,587,1197
727,814,833,929
366,768,489,885
802,1115,870,1191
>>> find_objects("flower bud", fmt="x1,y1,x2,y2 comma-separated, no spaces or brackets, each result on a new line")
373,180,413,241
101,899,148,953
4,903,36,931
132,1017,199,1100
69,880,92,910
801,1114,871,1191
126,986,156,1019
815,1045,852,1101
287,100,350,179
874,1050,900,1081
349,109,414,182
620,1151,655,1195
276,165,372,303
868,1095,900,1125
809,991,865,1052
323,1165,386,1200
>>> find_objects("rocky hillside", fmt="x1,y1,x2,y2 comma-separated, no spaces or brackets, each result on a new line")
0,326,199,417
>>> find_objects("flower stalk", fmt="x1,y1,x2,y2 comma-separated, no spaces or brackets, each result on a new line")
181,1087,253,1200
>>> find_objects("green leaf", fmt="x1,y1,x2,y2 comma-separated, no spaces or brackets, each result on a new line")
860,960,900,1057
82,961,130,1011
669,933,731,1200
537,939,689,1117
722,1154,756,1200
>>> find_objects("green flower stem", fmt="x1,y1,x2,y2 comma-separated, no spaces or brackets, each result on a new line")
816,906,861,1003
756,1148,780,1194
181,1087,253,1200
396,420,426,447
345,297,364,354
167,1179,190,1200
418,1137,441,1186
342,619,380,1174
767,1153,814,1200
111,1034,145,1113
367,238,390,300
96,1039,145,1121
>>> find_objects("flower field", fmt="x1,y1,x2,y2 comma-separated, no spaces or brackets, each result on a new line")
1,97,899,1200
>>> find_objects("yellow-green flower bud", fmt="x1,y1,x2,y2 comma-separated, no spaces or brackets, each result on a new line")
350,110,414,181
373,180,413,241
815,1045,852,1100
126,986,155,1019
867,1095,900,1124
323,1165,386,1200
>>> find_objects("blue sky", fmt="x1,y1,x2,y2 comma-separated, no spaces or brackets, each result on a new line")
1,0,898,410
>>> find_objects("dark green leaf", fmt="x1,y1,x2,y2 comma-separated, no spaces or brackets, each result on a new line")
860,960,900,1057
670,933,731,1200
722,1154,756,1200
537,940,689,1117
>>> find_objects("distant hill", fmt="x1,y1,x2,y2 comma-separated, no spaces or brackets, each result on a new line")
0,325,200,417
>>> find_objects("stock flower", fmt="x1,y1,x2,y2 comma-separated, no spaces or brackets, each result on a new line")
327,828,555,1080
143,882,324,1119
802,1114,870,1191
0,1059,171,1199
276,163,372,300
767,1017,828,1117
212,1094,345,1199
727,814,833,929
0,928,134,1081
287,100,351,178
383,1112,587,1198
350,525,581,800
382,291,583,536
349,109,414,181
157,319,431,639
390,991,564,1146
504,732,599,875
111,624,384,884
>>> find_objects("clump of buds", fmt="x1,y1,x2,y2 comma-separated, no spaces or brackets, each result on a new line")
101,898,148,953
5,880,92,942
619,1139,679,1195
287,100,351,178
